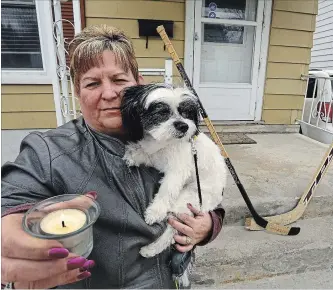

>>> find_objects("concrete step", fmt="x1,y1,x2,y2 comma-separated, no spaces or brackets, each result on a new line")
199,123,300,134
192,216,333,288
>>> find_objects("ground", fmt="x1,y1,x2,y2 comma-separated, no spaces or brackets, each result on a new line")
191,133,333,288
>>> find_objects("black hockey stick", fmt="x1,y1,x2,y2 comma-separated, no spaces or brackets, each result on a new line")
157,25,300,236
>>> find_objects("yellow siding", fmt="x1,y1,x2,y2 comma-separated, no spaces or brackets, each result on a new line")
85,1,185,21
263,95,304,110
1,85,57,129
2,112,57,129
86,18,185,40
266,63,309,79
85,0,185,82
262,0,318,125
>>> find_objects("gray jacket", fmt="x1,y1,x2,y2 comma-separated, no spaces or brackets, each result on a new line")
1,117,175,289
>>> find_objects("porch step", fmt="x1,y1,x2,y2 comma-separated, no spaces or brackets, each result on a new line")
192,216,333,288
199,122,300,134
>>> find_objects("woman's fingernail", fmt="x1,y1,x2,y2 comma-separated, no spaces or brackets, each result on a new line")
79,260,95,271
187,203,192,207
48,248,69,259
77,271,91,280
86,191,97,199
67,257,87,270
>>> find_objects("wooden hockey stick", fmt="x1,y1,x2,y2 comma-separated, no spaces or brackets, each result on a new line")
245,141,333,230
157,25,300,236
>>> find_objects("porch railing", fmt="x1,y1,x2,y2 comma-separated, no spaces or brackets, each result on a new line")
299,72,333,144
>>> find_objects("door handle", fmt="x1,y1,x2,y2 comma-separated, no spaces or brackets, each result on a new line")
194,32,199,41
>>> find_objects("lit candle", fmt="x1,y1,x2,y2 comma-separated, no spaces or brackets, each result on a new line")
23,194,100,257
40,209,87,235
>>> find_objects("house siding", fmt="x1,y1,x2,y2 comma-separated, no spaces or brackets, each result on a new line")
310,0,333,70
2,85,57,129
85,0,184,84
1,1,75,130
262,0,318,124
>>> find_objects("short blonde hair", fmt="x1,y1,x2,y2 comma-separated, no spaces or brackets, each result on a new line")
69,24,139,92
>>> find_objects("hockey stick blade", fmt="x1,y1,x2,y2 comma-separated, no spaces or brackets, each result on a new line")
157,25,301,236
245,142,333,231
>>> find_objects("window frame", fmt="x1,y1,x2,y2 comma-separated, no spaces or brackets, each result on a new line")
1,0,54,84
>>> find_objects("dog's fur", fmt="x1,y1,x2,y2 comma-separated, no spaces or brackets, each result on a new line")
120,83,227,259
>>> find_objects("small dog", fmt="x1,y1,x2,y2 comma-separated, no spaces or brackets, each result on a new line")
121,83,227,258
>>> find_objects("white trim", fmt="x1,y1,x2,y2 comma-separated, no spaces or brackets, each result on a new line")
184,0,195,84
72,0,82,35
247,0,265,119
254,0,273,121
199,83,252,89
2,0,53,84
201,18,258,27
46,0,66,126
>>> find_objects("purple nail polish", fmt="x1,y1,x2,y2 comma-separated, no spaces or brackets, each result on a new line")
67,257,87,270
86,191,97,199
83,260,96,269
48,248,69,259
77,271,91,280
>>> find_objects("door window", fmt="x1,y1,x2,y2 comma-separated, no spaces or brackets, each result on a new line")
199,0,258,84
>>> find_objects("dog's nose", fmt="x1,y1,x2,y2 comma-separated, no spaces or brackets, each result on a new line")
174,121,189,133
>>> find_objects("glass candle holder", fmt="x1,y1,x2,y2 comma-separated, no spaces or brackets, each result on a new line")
22,194,101,258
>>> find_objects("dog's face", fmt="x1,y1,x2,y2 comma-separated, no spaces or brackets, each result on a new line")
121,84,200,143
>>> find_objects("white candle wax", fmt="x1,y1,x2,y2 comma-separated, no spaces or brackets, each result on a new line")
40,208,87,235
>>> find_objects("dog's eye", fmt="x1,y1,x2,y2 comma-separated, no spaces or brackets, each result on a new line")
159,108,170,115
180,109,193,119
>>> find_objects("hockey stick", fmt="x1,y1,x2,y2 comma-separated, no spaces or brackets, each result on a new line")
156,25,300,236
245,141,333,230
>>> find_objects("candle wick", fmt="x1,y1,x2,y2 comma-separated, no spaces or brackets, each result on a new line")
62,220,66,228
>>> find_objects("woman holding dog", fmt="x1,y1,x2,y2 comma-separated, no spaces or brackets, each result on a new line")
1,25,225,289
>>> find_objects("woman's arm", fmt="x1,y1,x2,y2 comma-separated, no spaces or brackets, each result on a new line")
197,206,225,246
2,132,56,216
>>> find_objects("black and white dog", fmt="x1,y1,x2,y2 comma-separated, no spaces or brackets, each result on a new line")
121,83,227,258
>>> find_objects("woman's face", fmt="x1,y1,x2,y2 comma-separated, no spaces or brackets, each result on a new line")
78,50,141,135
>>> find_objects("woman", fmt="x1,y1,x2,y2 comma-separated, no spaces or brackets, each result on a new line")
1,25,225,289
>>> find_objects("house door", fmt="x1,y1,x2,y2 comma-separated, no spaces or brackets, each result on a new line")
193,0,265,120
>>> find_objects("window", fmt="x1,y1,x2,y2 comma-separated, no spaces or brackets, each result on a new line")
1,0,54,84
2,0,43,70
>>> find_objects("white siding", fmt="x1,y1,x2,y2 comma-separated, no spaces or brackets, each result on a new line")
310,0,333,70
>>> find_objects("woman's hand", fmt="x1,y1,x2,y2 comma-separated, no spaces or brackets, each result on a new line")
167,203,213,252
1,193,97,289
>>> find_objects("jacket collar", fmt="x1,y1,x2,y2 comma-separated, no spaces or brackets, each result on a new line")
81,117,126,157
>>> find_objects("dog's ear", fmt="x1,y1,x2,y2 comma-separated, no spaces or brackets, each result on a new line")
193,99,201,128
120,85,145,142
184,91,202,128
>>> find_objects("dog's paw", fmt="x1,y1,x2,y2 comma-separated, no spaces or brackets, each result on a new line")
140,245,157,258
123,151,141,167
144,204,167,225
123,157,135,167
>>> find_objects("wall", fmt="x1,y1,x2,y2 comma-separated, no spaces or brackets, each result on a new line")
2,85,57,129
85,0,184,84
262,0,318,124
1,1,76,130
310,0,333,70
